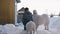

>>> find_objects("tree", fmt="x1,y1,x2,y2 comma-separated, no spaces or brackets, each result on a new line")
59,12,60,16
50,14,53,17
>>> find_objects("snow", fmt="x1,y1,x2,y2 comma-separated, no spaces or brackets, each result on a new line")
0,17,60,34
49,17,60,34
0,24,23,34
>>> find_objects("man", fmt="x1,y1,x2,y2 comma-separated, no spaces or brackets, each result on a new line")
22,7,33,30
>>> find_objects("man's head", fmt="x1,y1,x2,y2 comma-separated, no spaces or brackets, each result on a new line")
25,7,29,11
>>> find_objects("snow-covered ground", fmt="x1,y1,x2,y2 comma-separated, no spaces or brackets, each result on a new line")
0,16,60,34
49,16,60,34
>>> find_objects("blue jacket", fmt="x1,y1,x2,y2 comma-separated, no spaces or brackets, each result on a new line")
22,11,33,25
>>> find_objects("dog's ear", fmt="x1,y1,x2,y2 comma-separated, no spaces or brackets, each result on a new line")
16,0,21,3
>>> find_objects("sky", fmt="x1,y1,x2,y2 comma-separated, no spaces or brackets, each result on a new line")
17,0,60,15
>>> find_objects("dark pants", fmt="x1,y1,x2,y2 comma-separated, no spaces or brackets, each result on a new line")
23,21,29,30
24,25,26,30
23,20,31,30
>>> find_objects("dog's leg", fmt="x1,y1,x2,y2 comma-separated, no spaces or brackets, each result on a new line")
45,26,49,30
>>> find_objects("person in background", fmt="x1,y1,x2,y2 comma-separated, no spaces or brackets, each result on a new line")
22,7,33,30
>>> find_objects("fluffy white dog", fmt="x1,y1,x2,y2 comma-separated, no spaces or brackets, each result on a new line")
33,10,50,30
26,21,36,34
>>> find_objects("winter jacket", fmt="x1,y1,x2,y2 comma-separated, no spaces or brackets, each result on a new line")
22,11,33,25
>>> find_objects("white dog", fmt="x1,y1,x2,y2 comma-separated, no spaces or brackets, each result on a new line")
41,14,50,30
26,21,36,34
33,10,50,30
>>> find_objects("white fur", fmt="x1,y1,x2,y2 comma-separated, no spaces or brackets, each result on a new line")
41,14,50,30
33,14,44,29
26,21,36,34
33,10,50,30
